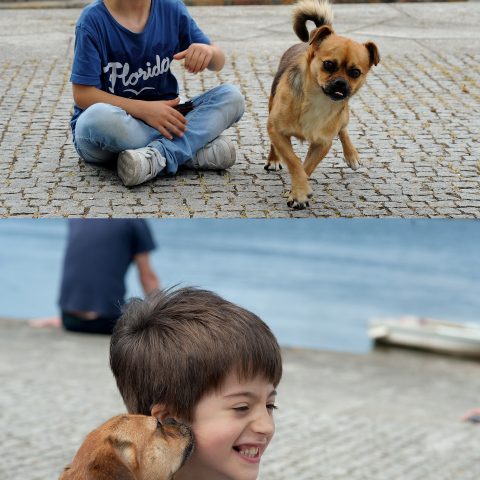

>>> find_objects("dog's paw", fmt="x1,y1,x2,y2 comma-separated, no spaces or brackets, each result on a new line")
344,151,360,171
287,198,309,209
264,161,282,172
287,190,313,210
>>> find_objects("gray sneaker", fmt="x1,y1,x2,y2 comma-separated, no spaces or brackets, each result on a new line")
185,135,236,170
117,147,166,187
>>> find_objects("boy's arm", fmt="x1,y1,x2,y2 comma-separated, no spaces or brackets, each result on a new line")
134,252,160,295
72,84,187,140
208,44,225,71
173,43,225,74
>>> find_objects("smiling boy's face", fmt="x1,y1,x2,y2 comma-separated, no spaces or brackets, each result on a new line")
175,370,277,480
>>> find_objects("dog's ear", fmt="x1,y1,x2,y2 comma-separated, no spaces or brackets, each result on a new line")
309,25,334,46
364,41,380,66
59,465,71,480
85,466,133,480
107,437,137,480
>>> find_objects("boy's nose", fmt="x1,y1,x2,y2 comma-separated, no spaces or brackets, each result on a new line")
251,409,275,437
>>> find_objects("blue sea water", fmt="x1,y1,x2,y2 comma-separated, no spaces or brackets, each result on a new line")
0,219,479,352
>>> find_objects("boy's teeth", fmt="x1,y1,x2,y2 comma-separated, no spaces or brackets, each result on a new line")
239,447,259,457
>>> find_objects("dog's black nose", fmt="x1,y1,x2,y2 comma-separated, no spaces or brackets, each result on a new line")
325,77,351,101
331,78,348,91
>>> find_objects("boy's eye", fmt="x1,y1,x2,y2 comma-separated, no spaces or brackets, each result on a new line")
233,406,249,412
267,404,278,411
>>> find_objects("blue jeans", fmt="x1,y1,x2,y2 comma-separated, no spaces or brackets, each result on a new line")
74,84,245,174
62,312,117,335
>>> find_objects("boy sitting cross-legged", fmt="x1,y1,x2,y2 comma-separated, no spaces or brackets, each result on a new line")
71,0,245,186
110,287,282,480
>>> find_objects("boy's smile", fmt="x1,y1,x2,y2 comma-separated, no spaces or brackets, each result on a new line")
175,371,277,480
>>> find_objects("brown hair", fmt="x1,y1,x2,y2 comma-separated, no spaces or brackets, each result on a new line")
110,287,282,421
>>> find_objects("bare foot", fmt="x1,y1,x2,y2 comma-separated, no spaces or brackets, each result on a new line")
29,316,61,328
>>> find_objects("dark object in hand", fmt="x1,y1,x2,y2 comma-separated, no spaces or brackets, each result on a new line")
173,101,195,115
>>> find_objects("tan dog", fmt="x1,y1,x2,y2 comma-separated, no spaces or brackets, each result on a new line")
60,415,194,480
265,0,380,209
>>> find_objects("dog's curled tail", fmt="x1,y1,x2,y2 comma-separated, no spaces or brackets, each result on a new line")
292,0,334,43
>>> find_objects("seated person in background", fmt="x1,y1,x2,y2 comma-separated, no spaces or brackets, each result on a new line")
31,218,159,334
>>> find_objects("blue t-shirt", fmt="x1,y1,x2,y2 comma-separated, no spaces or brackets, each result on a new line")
70,0,210,137
59,219,156,318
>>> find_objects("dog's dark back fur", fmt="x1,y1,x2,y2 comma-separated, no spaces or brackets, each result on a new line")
270,43,307,99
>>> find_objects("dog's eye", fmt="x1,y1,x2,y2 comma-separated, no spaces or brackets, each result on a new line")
323,60,336,73
348,68,361,79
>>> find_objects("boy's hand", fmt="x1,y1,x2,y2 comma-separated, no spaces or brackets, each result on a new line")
173,44,214,74
139,98,187,140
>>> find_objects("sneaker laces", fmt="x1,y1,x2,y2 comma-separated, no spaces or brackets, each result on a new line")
142,147,166,177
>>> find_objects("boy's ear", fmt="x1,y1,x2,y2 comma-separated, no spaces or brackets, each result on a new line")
151,403,171,420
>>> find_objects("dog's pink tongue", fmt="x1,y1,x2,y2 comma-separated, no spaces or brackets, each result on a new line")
335,91,344,97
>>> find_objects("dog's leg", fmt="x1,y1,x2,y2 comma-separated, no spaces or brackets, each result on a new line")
339,128,360,170
265,100,282,171
269,130,312,209
303,141,332,177
264,143,282,171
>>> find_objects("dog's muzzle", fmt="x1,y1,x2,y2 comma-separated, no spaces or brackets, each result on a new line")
323,78,351,101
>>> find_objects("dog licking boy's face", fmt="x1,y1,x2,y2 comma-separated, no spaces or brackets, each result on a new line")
60,415,194,480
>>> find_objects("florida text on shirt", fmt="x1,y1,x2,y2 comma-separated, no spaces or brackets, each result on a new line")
103,54,171,96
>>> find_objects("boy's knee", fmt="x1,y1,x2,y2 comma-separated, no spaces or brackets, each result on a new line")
215,84,245,122
222,84,245,116
76,103,126,138
75,136,116,164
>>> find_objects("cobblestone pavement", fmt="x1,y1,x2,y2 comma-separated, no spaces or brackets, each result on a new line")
1,317,480,479
0,4,479,217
